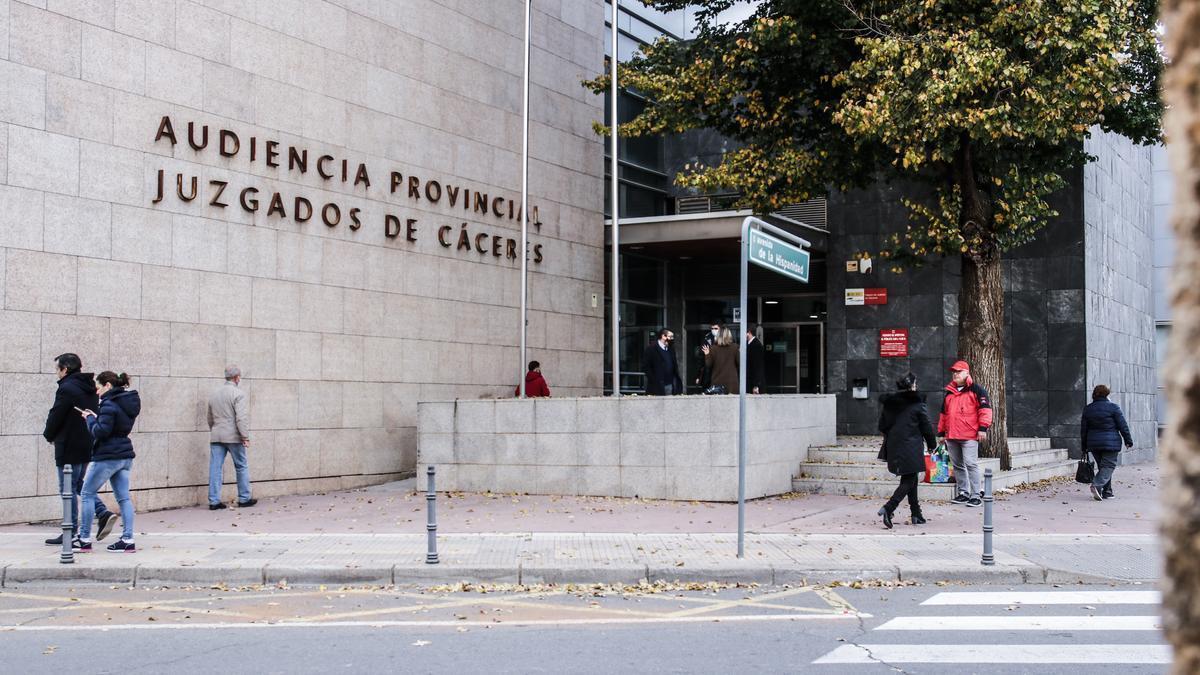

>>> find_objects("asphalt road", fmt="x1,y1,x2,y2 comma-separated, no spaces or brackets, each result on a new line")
0,582,1169,673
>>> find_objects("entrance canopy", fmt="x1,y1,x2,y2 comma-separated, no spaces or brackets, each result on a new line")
604,210,829,258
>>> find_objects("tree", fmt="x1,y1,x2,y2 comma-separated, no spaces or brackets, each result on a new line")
1160,1,1200,671
591,0,1162,468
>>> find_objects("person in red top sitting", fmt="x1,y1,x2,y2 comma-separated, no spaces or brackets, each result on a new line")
516,361,551,398
937,360,993,507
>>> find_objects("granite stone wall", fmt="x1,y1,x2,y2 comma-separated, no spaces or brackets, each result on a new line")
1082,132,1157,461
0,0,606,523
417,394,836,501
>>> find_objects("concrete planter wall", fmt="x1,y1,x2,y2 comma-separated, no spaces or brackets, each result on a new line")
417,395,836,501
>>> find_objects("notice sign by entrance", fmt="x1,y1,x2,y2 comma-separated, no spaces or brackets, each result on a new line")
880,329,909,358
748,229,810,283
846,288,888,305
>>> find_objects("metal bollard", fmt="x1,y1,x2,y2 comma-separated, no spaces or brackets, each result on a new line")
60,465,74,565
981,467,995,566
425,466,439,564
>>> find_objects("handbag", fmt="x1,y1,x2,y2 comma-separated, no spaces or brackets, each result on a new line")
702,384,727,395
1075,454,1095,484
923,444,955,483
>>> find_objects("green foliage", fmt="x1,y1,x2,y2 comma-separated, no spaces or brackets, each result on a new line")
590,0,1163,264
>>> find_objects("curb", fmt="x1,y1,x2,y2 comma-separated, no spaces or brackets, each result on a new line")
1,563,1149,587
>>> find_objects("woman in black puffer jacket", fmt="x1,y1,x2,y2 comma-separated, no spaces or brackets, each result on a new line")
77,371,141,552
877,372,938,529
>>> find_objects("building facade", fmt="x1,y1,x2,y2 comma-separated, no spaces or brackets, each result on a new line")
602,4,1159,459
0,0,607,522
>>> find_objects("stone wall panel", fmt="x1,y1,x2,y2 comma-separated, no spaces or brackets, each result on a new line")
0,0,604,522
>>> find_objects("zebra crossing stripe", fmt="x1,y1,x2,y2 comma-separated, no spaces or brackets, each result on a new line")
876,615,1161,631
921,590,1161,606
814,644,1172,665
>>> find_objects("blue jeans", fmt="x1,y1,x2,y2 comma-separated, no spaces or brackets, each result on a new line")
1092,450,1120,494
80,459,134,541
209,443,251,505
57,463,111,536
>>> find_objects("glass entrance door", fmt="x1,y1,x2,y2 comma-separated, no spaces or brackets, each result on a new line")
761,326,799,393
760,323,824,394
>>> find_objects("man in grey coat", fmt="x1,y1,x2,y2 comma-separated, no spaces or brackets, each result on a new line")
207,365,255,509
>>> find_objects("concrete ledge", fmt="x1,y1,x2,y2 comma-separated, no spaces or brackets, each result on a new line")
418,394,836,501
264,565,393,586
519,564,649,586
0,561,1158,588
4,563,136,585
136,564,266,587
393,565,520,586
898,564,1040,585
647,565,775,585
773,568,900,586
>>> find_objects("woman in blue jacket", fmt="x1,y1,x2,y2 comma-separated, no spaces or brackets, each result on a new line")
77,371,141,552
1081,384,1133,501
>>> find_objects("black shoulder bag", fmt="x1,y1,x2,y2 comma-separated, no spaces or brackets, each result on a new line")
1075,452,1095,484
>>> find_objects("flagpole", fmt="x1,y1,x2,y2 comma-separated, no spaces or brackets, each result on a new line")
519,0,532,398
609,0,621,397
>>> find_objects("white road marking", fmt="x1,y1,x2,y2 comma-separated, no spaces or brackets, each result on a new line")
814,644,1172,665
921,590,1161,606
876,615,1161,631
0,611,871,632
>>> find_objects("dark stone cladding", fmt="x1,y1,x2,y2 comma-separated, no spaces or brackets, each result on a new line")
827,168,1092,454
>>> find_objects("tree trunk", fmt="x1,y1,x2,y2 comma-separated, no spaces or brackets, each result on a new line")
1160,1,1200,672
958,255,1011,470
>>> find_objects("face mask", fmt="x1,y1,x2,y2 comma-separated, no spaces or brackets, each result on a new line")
711,329,719,336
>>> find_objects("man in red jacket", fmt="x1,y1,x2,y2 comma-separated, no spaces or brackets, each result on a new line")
937,360,993,507
516,361,551,398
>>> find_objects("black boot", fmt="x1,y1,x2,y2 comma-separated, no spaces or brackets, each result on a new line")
911,510,927,525
878,506,894,529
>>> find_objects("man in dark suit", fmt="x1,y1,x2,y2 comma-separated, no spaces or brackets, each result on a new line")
642,328,683,395
746,329,766,394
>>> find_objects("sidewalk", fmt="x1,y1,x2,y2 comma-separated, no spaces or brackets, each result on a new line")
0,532,1157,587
0,464,1161,587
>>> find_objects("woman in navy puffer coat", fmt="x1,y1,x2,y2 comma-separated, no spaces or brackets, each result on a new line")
1081,384,1133,501
78,371,141,552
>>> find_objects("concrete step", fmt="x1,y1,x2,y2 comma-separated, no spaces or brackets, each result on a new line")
791,459,1077,499
790,477,962,499
807,446,881,463
1009,437,1053,453
798,457,1001,482
1010,447,1069,469
809,438,1057,465
1001,459,1078,484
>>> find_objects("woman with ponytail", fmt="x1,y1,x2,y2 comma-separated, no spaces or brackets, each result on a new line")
76,371,141,552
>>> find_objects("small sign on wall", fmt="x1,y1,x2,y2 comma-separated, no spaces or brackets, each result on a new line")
880,329,909,358
846,288,888,305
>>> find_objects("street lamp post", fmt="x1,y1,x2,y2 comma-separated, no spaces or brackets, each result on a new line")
518,0,532,398
609,0,621,397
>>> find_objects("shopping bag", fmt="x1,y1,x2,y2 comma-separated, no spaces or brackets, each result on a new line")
923,444,955,483
1075,456,1095,484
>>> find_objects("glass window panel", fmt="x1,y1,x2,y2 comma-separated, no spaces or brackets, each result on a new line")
620,183,666,218
686,300,735,326
620,256,664,303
